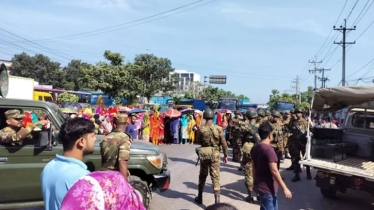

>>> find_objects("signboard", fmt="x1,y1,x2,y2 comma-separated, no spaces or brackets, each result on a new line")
0,64,9,98
209,75,226,84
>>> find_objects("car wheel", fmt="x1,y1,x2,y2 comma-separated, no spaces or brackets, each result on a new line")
128,175,151,209
320,188,337,198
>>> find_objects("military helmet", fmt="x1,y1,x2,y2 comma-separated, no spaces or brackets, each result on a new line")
257,109,265,117
294,107,303,113
290,108,295,114
234,110,240,115
272,110,281,118
246,109,258,119
265,110,271,116
203,108,215,119
278,110,284,116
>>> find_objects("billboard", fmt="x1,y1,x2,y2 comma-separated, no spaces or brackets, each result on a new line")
209,75,226,84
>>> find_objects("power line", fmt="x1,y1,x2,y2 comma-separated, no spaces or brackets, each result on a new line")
29,0,215,43
353,0,374,26
351,0,370,26
315,0,348,58
346,0,360,21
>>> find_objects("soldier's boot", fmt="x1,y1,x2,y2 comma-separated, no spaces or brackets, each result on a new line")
214,194,220,204
246,190,254,204
306,166,312,180
286,164,294,171
194,191,203,204
291,173,301,182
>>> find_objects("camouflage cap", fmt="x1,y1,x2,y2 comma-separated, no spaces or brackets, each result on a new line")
285,111,290,115
265,110,271,116
115,114,128,123
5,110,25,119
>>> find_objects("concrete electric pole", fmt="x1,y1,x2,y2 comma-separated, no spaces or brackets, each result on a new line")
318,68,331,88
309,58,322,90
292,75,301,103
334,19,356,86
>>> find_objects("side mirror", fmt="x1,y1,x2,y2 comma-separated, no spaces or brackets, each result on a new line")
37,131,49,147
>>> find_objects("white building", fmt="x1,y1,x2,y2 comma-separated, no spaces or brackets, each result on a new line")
172,70,201,91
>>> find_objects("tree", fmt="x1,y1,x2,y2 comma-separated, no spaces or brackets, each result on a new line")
133,53,177,101
63,60,92,91
11,53,65,88
237,94,249,100
57,92,79,104
184,92,193,99
301,86,313,104
79,51,141,104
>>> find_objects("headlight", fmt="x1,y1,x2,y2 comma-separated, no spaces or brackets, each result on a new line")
146,155,163,169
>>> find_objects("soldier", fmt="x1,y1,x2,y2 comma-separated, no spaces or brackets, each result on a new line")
271,110,285,170
100,113,133,180
265,110,272,122
286,108,297,170
0,109,48,145
290,108,311,182
229,110,242,162
241,109,260,203
195,108,228,205
255,109,266,129
282,111,291,159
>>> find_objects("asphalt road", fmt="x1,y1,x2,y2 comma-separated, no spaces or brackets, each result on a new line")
151,144,374,210
19,144,374,210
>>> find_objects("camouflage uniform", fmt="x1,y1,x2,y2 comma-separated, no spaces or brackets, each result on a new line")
282,116,291,155
271,121,285,170
0,110,33,145
197,124,228,195
229,117,242,162
290,116,312,181
100,114,132,178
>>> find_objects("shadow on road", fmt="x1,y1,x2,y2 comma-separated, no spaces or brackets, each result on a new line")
169,157,197,165
183,181,251,205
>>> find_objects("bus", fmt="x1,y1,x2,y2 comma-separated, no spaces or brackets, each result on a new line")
218,97,239,111
274,101,295,112
34,87,91,103
34,87,65,103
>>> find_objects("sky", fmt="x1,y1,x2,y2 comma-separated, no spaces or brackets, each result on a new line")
0,0,374,103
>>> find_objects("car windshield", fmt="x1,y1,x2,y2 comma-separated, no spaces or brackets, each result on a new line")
49,103,65,124
219,99,237,111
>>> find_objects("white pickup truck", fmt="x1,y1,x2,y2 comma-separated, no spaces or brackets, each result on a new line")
301,86,374,198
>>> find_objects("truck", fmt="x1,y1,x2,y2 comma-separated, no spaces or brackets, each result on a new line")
218,97,239,111
238,100,258,112
300,86,374,200
0,99,170,209
274,101,295,112
7,76,53,102
176,99,205,111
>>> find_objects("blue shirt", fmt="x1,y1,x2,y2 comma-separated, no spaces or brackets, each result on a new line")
126,123,138,139
41,154,90,210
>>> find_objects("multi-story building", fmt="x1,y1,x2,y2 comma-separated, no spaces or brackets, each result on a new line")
172,70,201,91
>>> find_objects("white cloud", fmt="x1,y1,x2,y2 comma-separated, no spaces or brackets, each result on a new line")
217,2,326,36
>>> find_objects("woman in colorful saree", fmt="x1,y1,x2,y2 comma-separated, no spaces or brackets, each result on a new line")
60,171,145,210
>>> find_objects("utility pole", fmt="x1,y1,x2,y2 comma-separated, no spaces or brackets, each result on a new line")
318,68,331,88
318,77,330,88
291,75,301,103
334,19,356,86
309,58,322,90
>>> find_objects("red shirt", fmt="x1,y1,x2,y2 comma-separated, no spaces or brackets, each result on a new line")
251,143,279,194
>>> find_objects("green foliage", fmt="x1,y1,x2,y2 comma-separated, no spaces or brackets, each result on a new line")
114,97,123,105
237,94,249,100
63,60,92,91
201,85,248,101
57,92,79,104
268,88,312,110
184,92,193,99
133,53,177,100
11,53,65,88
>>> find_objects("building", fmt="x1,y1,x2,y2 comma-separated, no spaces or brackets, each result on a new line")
172,70,201,91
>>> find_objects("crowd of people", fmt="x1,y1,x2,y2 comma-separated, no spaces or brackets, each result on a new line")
66,104,241,147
